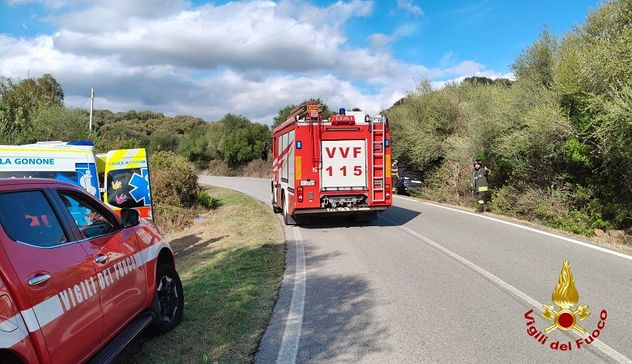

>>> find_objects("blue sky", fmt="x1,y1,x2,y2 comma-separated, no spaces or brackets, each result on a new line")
0,0,602,122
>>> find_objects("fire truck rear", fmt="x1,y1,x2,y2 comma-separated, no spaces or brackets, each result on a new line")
271,101,392,225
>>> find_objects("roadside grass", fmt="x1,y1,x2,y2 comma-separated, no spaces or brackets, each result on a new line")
117,186,285,363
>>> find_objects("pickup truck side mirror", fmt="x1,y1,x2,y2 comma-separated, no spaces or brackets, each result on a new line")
121,208,140,228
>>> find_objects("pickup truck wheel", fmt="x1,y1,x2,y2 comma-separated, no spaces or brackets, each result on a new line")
0,351,22,364
149,264,184,335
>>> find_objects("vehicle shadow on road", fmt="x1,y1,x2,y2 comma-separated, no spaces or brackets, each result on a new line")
299,205,420,229
298,273,391,362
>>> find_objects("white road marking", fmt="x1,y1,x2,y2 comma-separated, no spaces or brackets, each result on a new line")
394,196,632,262
276,227,306,364
382,215,632,364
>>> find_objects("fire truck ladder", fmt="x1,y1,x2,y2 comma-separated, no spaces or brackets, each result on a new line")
371,116,386,202
289,101,322,121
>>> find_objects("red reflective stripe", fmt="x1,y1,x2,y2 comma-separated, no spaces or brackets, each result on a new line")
273,143,294,172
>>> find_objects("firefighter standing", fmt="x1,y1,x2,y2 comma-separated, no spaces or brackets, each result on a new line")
471,160,490,213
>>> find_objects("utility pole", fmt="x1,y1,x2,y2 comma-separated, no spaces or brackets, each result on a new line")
89,87,94,131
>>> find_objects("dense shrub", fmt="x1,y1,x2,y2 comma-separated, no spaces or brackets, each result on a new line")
150,151,224,232
28,106,95,143
385,0,632,234
179,113,271,169
238,159,272,178
196,190,221,209
150,151,199,208
206,160,233,176
0,74,64,141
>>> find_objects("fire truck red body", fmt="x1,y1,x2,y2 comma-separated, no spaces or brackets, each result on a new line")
271,101,392,225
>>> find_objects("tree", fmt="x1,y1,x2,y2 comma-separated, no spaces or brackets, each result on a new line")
179,113,271,168
463,77,513,87
28,106,94,143
512,28,558,88
0,74,65,141
272,104,297,129
463,76,495,85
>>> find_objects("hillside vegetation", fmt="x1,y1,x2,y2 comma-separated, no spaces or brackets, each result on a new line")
385,0,632,235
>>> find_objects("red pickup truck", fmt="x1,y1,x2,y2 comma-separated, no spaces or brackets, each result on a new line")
0,178,184,363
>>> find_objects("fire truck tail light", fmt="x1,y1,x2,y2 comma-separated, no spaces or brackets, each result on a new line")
386,185,391,200
297,186,304,202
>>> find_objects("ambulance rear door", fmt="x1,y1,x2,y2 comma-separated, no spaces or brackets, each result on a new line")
103,149,153,220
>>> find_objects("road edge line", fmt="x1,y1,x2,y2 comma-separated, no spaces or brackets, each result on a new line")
198,178,306,363
276,227,306,364
394,196,632,262
381,215,631,364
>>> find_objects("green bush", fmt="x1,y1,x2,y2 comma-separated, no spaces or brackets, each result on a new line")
489,185,611,236
28,106,95,143
179,114,271,169
196,190,221,209
150,151,199,208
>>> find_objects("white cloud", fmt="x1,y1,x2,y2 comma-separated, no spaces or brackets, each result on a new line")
0,0,506,123
51,1,359,72
368,23,417,49
397,0,423,16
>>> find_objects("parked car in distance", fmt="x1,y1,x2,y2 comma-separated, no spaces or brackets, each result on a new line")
0,178,183,364
395,169,423,195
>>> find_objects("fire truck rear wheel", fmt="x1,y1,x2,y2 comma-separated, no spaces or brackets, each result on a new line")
271,184,282,213
149,263,184,336
282,192,297,226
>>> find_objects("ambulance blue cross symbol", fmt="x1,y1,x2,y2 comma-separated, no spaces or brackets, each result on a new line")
129,168,151,205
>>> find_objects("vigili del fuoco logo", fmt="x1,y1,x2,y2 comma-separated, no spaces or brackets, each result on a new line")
524,259,608,351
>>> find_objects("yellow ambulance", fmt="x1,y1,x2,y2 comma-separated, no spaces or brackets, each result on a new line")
0,141,153,220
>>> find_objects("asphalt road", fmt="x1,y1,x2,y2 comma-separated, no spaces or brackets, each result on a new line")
199,176,632,364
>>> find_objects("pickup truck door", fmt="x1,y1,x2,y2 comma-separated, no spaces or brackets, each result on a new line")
0,187,104,364
54,189,147,338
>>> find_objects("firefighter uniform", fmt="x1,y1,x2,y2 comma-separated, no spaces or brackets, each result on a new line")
472,164,490,212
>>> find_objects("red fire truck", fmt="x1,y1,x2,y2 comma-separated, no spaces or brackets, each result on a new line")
271,101,392,225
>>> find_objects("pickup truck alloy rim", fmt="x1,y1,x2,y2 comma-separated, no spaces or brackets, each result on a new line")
157,275,178,323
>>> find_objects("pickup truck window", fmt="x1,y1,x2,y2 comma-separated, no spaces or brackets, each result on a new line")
0,191,68,247
59,192,117,239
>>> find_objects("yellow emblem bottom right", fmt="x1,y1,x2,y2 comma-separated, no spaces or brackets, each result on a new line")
541,259,590,334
